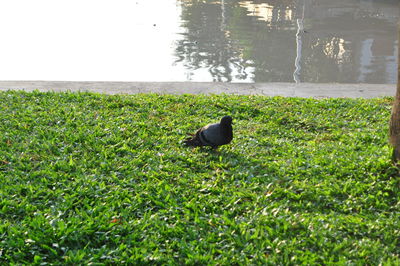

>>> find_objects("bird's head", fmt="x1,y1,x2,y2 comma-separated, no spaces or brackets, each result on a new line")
220,115,233,125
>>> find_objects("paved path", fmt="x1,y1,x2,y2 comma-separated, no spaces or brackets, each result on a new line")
0,80,396,98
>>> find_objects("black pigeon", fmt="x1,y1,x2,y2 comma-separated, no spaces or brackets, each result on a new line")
184,116,233,148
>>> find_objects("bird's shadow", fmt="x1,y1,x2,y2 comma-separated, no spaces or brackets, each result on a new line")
188,146,255,168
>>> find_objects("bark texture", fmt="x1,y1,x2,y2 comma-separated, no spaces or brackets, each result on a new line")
389,23,400,163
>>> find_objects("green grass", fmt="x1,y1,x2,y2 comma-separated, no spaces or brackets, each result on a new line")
0,90,399,265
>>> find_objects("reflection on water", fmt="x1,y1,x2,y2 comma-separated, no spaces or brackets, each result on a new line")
0,0,397,83
175,0,398,83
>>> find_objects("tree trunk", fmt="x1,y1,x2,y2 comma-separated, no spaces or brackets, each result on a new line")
389,22,400,163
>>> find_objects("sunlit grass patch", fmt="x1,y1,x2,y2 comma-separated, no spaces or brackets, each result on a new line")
0,91,398,264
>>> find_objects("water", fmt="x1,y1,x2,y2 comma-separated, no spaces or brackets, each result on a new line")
0,0,397,83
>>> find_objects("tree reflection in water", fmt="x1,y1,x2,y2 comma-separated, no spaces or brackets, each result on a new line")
174,0,398,83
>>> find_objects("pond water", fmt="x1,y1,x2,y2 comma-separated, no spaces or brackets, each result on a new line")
0,0,398,83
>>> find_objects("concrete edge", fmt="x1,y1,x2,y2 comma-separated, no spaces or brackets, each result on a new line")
0,80,396,98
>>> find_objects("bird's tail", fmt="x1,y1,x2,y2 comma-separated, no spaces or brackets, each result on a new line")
183,134,203,147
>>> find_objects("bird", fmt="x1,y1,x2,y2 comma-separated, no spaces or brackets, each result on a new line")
183,116,233,148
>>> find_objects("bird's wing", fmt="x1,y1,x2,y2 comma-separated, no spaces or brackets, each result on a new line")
199,123,224,146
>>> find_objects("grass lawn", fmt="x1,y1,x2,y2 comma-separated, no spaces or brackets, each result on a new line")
0,90,399,265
